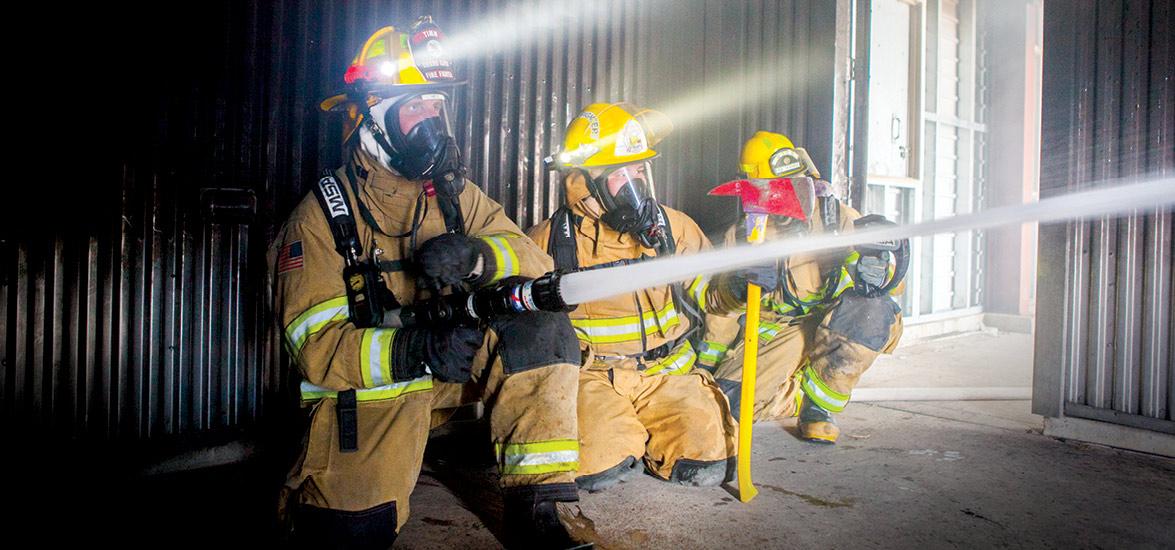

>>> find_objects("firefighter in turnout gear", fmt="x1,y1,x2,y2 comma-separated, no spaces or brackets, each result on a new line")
528,103,737,492
699,131,907,444
271,20,586,548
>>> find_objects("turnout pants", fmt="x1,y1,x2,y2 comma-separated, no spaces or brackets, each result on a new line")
285,325,580,533
577,362,736,481
713,294,903,422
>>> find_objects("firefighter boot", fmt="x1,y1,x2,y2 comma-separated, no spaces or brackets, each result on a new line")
797,396,839,444
502,484,595,549
576,455,642,493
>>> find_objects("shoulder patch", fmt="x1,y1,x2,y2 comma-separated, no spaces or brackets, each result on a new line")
277,240,304,274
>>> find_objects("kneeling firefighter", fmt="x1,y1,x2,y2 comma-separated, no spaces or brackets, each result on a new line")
270,19,588,548
699,131,908,444
527,103,738,492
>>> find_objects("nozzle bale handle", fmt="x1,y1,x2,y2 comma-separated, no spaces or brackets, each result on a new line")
393,272,572,328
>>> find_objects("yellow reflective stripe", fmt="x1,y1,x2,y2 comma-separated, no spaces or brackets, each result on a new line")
299,376,433,403
758,322,784,342
698,341,729,366
831,251,860,300
800,365,850,412
644,341,697,376
688,275,710,311
767,297,797,316
570,302,680,344
496,439,580,476
480,234,521,283
360,328,397,388
830,266,855,299
695,340,723,361
286,296,349,352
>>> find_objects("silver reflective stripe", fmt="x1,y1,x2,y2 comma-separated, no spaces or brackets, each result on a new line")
482,235,520,281
503,450,580,467
645,342,697,375
688,275,710,310
300,376,433,402
801,368,850,412
571,304,680,342
286,297,349,351
660,345,696,375
364,328,396,387
698,342,728,365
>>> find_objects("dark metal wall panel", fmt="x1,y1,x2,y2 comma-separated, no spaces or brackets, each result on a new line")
2,0,840,445
1035,0,1174,428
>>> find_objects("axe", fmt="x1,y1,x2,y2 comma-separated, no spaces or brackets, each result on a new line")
708,177,811,503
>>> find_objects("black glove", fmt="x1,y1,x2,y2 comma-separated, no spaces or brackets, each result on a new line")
391,326,484,383
851,214,909,297
724,263,780,302
417,234,489,286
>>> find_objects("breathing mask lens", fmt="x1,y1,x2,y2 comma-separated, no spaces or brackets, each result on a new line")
598,162,655,212
595,162,663,248
381,92,464,181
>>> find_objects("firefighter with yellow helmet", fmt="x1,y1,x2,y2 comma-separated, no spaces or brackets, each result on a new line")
528,103,738,492
271,18,587,547
698,130,907,443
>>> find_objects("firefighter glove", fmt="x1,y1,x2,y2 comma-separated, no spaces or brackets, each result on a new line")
417,234,489,286
724,263,780,302
391,326,483,383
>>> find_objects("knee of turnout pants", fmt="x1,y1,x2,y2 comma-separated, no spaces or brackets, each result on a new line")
576,368,648,478
288,392,433,534
482,311,582,488
713,321,808,422
803,293,904,412
634,369,737,480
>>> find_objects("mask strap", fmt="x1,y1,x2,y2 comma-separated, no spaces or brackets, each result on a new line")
357,99,409,175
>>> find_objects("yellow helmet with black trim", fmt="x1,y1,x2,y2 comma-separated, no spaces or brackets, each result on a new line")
739,130,820,179
552,103,672,170
320,17,460,114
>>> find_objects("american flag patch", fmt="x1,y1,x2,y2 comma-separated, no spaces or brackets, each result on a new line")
278,240,304,274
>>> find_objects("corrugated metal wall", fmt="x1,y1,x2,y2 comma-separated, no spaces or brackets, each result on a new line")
2,0,839,446
1035,0,1173,433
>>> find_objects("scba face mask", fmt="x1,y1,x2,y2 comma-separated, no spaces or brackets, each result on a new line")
363,92,465,184
593,162,665,249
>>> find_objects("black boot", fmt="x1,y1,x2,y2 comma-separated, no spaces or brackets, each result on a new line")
575,456,641,493
292,502,398,550
502,483,594,549
668,457,736,487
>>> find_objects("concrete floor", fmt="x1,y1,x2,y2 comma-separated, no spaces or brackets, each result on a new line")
397,331,1175,549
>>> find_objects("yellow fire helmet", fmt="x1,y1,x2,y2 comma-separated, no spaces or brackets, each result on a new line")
320,17,461,141
552,102,673,170
740,130,821,179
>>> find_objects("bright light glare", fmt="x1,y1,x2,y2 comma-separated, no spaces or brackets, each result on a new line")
654,56,806,133
445,0,608,60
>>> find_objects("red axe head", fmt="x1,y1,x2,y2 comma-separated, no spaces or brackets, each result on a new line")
708,178,808,220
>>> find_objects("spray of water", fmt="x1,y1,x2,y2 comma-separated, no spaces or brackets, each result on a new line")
557,178,1175,305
